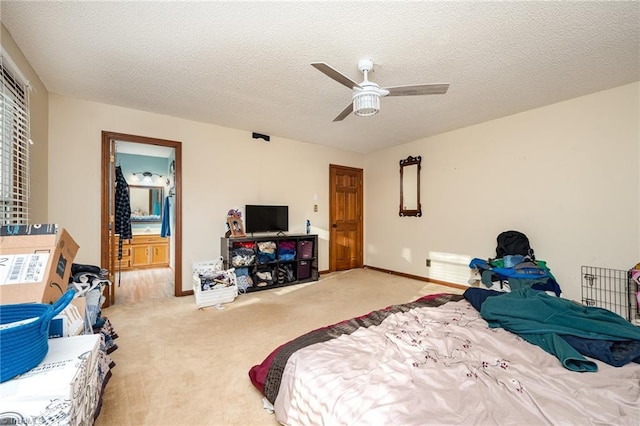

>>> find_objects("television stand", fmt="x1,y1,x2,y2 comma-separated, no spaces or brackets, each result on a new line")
220,234,318,292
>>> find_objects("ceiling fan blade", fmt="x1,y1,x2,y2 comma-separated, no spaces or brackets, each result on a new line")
332,103,353,122
312,63,361,90
383,83,449,97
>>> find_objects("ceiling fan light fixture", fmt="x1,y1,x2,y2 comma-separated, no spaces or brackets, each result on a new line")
312,59,449,122
353,91,380,117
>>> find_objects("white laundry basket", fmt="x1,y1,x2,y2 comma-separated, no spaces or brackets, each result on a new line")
192,260,238,309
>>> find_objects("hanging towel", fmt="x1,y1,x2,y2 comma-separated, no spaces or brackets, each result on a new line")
161,196,171,237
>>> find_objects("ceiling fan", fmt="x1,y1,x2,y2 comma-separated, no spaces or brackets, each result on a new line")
312,59,449,122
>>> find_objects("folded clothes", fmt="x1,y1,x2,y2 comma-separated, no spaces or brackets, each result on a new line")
258,241,276,253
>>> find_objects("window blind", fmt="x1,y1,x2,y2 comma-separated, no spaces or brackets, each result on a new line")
0,53,30,225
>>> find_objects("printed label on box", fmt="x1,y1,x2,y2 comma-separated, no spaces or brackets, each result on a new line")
0,253,50,285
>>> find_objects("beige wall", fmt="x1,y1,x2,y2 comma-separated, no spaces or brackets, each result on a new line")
4,25,639,301
47,94,364,290
1,23,49,223
365,82,640,302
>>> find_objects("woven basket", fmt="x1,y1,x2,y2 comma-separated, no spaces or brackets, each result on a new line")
0,289,75,383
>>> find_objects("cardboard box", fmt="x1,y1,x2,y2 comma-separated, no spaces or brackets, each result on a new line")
0,224,79,305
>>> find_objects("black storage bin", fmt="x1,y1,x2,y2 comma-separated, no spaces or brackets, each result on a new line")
298,240,314,259
298,261,311,280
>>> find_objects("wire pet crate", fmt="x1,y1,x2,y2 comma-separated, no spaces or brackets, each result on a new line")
581,266,639,323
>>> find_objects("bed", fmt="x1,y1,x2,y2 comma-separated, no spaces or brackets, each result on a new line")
249,291,640,425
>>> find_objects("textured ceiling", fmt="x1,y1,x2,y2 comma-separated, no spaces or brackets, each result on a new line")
2,1,639,153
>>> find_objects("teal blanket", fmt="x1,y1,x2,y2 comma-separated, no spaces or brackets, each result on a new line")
480,288,640,372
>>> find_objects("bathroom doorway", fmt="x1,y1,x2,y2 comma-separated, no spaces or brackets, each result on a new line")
100,131,183,307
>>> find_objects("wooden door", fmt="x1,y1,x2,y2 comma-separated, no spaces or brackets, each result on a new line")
150,244,169,265
131,245,150,267
112,236,131,270
101,137,117,306
329,164,363,271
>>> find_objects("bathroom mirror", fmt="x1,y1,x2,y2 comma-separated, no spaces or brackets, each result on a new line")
399,155,422,217
129,185,164,222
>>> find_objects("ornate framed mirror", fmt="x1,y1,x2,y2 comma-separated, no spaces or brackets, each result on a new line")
399,155,422,217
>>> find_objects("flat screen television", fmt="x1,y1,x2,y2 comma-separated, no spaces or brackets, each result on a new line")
245,205,289,234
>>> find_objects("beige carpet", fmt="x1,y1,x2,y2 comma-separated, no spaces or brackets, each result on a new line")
95,268,463,426
114,267,174,305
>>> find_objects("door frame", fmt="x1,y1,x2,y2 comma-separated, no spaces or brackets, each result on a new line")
328,164,364,271
100,131,184,306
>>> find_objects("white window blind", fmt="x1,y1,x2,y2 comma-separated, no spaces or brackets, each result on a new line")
0,52,30,225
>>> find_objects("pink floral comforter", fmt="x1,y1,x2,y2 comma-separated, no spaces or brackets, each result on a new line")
249,294,640,425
